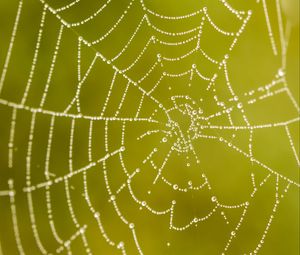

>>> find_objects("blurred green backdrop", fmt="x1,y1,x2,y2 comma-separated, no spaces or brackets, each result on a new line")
0,0,299,254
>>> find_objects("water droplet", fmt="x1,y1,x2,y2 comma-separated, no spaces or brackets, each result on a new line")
278,68,284,77
237,103,243,109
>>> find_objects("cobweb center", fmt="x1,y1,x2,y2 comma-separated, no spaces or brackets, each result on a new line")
166,103,203,152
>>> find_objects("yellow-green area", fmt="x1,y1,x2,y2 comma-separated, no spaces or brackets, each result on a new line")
0,0,299,254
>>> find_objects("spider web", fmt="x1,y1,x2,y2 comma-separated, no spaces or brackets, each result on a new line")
0,0,299,254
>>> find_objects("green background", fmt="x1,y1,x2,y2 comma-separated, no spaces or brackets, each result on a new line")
0,0,299,254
